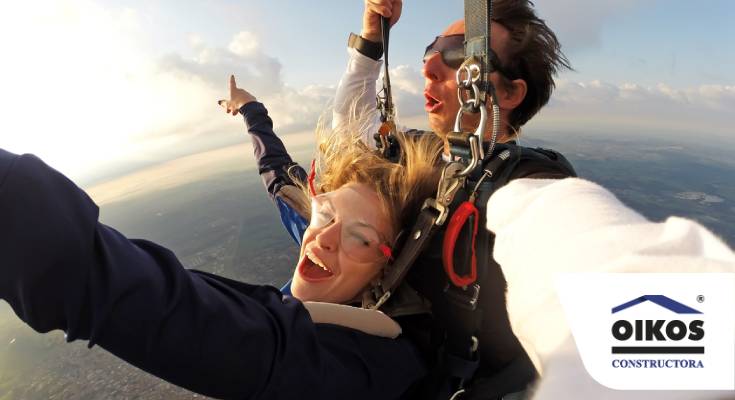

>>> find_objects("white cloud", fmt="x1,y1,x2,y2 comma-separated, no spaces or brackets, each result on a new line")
383,65,426,121
156,36,334,135
390,65,424,96
0,0,333,184
228,31,260,57
534,80,734,138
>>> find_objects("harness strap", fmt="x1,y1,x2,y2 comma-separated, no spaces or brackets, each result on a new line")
463,0,494,106
379,16,394,123
445,352,480,381
436,144,519,400
363,206,442,309
375,16,398,158
434,281,483,400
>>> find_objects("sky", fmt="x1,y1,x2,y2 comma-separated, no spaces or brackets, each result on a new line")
0,0,732,184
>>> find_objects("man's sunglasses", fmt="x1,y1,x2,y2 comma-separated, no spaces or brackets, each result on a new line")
423,34,517,79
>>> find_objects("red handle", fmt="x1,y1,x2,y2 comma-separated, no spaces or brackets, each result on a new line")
442,201,479,287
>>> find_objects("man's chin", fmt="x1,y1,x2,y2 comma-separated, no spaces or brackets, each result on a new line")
427,114,453,136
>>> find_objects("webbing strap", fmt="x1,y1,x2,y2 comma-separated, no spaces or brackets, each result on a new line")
464,0,494,104
364,206,442,309
378,16,395,124
375,16,398,157
452,0,498,172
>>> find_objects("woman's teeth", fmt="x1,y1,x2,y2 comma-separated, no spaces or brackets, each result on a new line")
306,250,330,272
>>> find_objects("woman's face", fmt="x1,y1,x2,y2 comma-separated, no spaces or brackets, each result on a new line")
291,183,394,304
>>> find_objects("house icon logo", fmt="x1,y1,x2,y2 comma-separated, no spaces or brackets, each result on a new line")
612,295,702,315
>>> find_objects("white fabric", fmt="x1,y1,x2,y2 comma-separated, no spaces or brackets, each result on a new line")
332,48,383,149
303,301,402,339
486,177,735,399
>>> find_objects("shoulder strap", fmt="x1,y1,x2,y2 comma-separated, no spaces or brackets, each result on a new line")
486,144,577,188
363,205,444,309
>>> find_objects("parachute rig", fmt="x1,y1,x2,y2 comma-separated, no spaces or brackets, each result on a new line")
365,1,575,399
367,0,503,325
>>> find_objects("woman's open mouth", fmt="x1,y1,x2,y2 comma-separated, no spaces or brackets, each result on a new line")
424,92,442,113
298,250,334,282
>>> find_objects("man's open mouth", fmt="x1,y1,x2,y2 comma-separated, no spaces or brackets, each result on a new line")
298,250,334,282
424,92,442,113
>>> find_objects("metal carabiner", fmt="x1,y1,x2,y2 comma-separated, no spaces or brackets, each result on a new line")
452,61,488,178
452,104,487,178
424,162,465,226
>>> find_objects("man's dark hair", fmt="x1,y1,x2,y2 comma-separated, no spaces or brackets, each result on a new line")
493,0,571,130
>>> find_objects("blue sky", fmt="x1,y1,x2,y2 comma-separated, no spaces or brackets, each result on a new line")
564,1,734,88
0,0,732,182
115,0,733,89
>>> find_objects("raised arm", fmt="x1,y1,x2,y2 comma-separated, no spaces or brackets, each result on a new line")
240,101,306,202
332,48,382,144
221,75,309,244
0,149,425,400
221,75,307,202
332,0,403,145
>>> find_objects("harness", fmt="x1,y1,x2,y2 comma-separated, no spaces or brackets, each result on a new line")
363,2,577,399
366,141,575,399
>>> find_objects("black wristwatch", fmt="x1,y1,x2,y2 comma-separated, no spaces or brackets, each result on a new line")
348,32,383,61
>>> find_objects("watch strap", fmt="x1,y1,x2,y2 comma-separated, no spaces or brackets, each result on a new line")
348,32,383,61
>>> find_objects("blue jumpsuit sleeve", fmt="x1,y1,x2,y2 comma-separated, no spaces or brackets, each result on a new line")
0,149,425,400
275,196,308,246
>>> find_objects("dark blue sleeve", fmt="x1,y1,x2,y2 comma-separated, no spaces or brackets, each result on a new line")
241,101,309,246
241,102,307,204
0,149,425,400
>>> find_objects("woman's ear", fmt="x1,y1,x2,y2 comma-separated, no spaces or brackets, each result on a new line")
498,78,527,110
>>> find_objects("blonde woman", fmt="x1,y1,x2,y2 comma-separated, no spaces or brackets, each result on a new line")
0,78,441,399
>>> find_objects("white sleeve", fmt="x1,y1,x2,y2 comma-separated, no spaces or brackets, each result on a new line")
332,48,383,148
485,178,735,400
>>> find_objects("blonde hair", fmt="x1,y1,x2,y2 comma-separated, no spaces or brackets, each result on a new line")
291,121,443,239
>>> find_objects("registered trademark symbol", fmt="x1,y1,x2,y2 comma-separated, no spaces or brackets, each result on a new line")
696,295,705,303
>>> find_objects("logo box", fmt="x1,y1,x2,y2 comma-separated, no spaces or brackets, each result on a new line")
556,273,735,390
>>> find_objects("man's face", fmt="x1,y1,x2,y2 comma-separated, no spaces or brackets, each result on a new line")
422,20,511,136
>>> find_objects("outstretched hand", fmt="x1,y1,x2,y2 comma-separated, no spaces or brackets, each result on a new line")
219,75,256,116
361,0,402,43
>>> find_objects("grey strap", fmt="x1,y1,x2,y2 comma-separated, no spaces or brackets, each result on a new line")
365,206,441,309
463,0,494,105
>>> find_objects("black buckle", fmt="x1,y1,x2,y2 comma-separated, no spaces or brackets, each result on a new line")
447,131,474,161
444,283,481,311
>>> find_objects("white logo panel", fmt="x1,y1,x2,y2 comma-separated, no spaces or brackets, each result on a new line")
556,273,734,390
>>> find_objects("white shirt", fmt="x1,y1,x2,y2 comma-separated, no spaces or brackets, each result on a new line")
487,177,735,399
332,48,383,149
